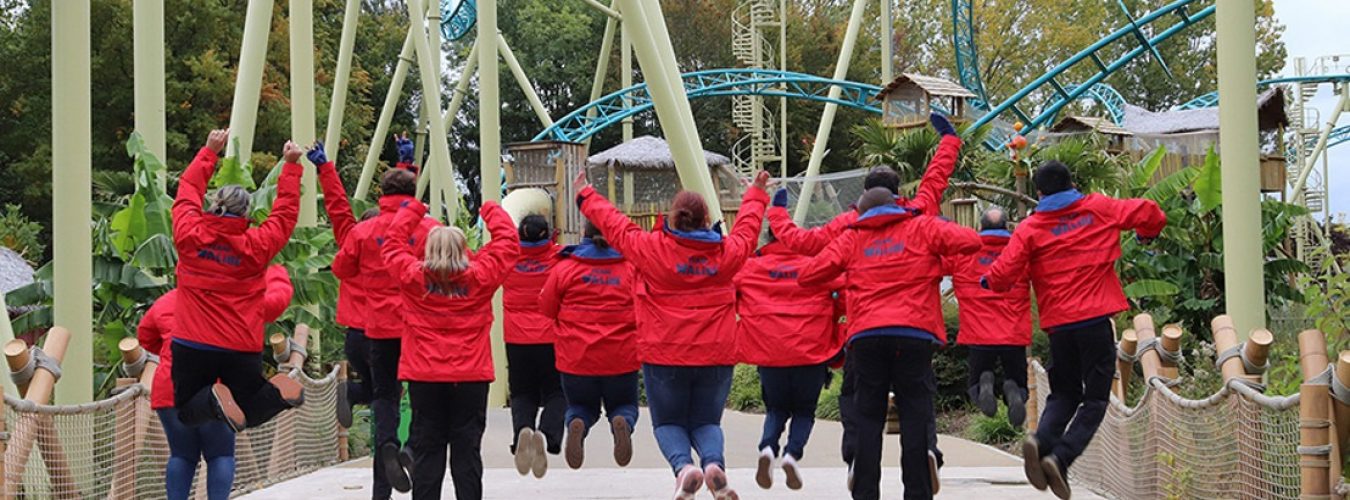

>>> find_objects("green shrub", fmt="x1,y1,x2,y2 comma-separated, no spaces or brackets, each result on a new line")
0,204,44,262
966,405,1023,446
727,364,764,412
815,369,843,420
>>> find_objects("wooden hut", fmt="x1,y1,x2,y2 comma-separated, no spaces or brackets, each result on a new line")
585,136,743,230
503,140,588,242
1051,116,1133,152
876,73,976,129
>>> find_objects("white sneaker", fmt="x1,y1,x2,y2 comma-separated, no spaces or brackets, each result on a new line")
673,464,704,500
530,429,548,478
704,464,738,500
781,453,803,490
755,447,774,489
513,428,534,476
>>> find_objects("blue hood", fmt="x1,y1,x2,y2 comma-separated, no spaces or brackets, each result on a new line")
1036,189,1084,212
664,222,723,243
520,239,553,248
856,204,910,222
979,229,1012,238
563,238,624,261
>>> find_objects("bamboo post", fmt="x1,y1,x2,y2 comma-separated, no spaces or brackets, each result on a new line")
1026,359,1038,433
1133,314,1163,381
108,378,137,499
5,340,32,396
120,337,158,493
1114,329,1138,400
1159,324,1183,380
266,328,309,477
1244,329,1274,384
337,361,350,461
1212,315,1248,383
1330,350,1350,492
1297,329,1331,499
0,383,5,495
3,329,77,496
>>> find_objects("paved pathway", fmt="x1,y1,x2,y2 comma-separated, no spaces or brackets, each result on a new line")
240,409,1105,499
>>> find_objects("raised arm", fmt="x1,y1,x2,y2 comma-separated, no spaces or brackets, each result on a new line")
171,129,229,249
798,231,854,289
261,264,295,322
246,142,305,260
723,172,772,265
983,230,1032,293
929,217,981,257
331,231,363,280
380,200,430,286
468,201,522,287
1105,196,1167,240
308,142,357,244
909,114,962,216
767,203,853,256
575,172,647,256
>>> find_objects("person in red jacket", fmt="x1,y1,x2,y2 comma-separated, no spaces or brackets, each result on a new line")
140,265,292,500
331,161,435,495
539,220,640,471
800,187,980,500
502,214,565,478
734,227,844,491
170,129,304,434
945,208,1033,427
981,161,1165,499
575,169,771,500
381,198,519,500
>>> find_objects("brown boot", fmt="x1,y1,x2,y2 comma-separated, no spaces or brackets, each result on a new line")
611,416,633,467
269,374,304,407
211,383,247,432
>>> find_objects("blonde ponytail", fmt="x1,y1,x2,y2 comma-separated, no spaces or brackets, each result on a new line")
423,226,470,287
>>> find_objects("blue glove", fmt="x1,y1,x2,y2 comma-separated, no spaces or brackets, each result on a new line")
396,136,415,164
930,112,956,137
305,142,328,166
979,276,991,290
771,188,789,208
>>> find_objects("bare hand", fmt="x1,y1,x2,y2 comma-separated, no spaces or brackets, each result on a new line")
205,128,229,154
573,169,591,194
752,170,771,191
282,141,304,163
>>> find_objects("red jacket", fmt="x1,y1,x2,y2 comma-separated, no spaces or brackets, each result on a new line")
171,147,301,352
799,206,980,342
382,200,519,383
769,135,961,256
140,266,293,409
539,241,639,376
944,232,1032,346
315,161,367,330
734,242,844,367
332,195,437,339
984,191,1166,330
577,185,769,366
503,241,562,345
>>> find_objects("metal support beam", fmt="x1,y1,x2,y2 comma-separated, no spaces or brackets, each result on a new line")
52,0,93,404
407,0,460,221
420,39,481,202
880,0,892,83
583,0,619,148
1215,0,1265,339
354,27,417,200
621,18,633,142
579,0,623,21
133,0,166,187
426,6,449,222
227,0,274,163
323,0,362,163
292,0,319,227
478,0,509,407
794,0,867,223
497,33,554,127
779,0,787,177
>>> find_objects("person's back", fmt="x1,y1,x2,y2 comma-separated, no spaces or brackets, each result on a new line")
541,240,638,377
734,242,842,367
335,193,437,340
502,235,562,344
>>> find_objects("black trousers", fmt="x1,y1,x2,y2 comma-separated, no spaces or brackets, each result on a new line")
344,328,373,406
758,364,828,459
505,343,566,453
850,337,937,500
408,381,489,500
839,352,858,466
965,345,1029,403
171,342,291,429
369,338,403,500
1035,319,1116,471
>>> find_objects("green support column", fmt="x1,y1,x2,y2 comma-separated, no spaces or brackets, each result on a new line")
794,0,867,224
355,27,417,200
1215,0,1265,339
291,0,318,227
441,39,480,131
52,0,93,404
133,0,166,187
478,0,509,407
498,34,554,128
323,0,361,162
621,19,633,142
406,0,460,221
227,0,274,163
880,0,892,83
778,0,787,177
583,1,619,148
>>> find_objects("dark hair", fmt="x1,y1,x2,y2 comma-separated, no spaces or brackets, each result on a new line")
1033,160,1073,196
583,220,610,250
863,165,901,195
855,187,895,214
360,208,380,221
380,169,417,197
669,191,709,232
759,220,776,247
518,214,551,243
979,207,1008,231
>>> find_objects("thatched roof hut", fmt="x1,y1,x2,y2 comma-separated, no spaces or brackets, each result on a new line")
1,247,35,318
586,136,731,170
585,136,741,229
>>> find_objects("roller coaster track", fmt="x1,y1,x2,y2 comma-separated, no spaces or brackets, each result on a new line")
534,69,885,142
951,0,990,110
1176,74,1350,110
439,0,477,42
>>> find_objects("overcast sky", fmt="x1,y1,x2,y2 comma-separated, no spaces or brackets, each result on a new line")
1270,0,1349,219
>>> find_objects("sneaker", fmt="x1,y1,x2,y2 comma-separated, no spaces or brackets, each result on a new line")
611,416,633,467
673,464,704,500
335,381,353,428
928,450,941,495
977,371,997,417
755,447,774,489
704,464,738,500
1022,437,1047,490
210,383,247,432
782,453,803,490
379,442,412,493
1004,380,1027,428
1042,455,1072,499
530,428,549,478
268,373,305,407
514,428,535,476
565,418,586,470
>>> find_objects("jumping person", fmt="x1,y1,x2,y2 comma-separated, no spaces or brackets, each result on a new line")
734,227,844,491
539,220,640,471
503,214,565,478
305,141,360,427
169,128,304,433
947,207,1032,427
380,198,519,500
139,265,293,500
332,139,434,495
574,169,772,500
981,160,1165,499
800,187,981,500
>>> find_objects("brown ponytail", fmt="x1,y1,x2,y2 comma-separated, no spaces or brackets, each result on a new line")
669,191,709,232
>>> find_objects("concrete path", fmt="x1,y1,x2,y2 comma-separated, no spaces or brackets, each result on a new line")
239,409,1105,499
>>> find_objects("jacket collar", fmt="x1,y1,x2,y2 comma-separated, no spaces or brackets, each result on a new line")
755,241,795,257
979,230,1011,247
378,194,417,213
561,238,624,262
662,222,724,247
851,204,913,229
979,229,1012,238
203,213,250,234
518,240,557,258
1035,189,1084,212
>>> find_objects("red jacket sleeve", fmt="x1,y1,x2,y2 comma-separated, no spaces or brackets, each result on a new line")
468,202,522,288
331,229,362,280
262,265,294,322
723,187,770,266
984,229,1032,293
768,206,852,256
396,162,417,174
909,135,961,216
798,231,854,289
137,295,172,355
171,147,220,251
577,186,650,260
317,161,357,245
245,162,304,261
929,217,981,257
1104,196,1167,239
381,201,430,287
538,261,567,319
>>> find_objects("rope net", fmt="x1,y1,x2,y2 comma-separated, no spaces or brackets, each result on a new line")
773,169,870,228
2,366,339,499
1033,362,1303,499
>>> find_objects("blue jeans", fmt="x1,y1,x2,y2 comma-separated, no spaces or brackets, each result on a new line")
757,364,828,460
157,408,236,500
560,371,640,434
642,364,733,475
